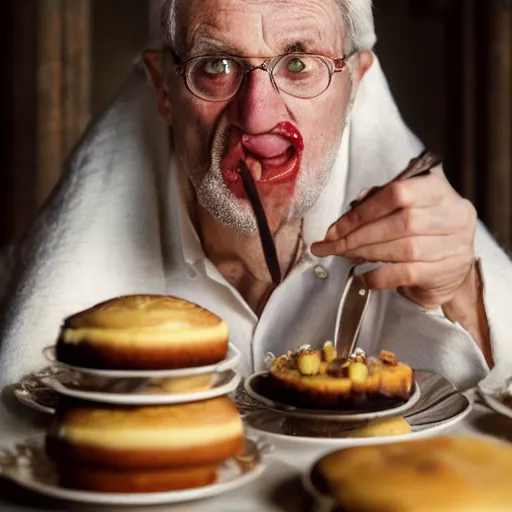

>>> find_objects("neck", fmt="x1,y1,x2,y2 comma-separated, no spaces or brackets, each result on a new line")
193,199,303,315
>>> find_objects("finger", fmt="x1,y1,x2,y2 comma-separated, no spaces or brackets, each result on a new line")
324,174,452,242
361,256,471,291
342,234,468,263
312,233,464,260
334,204,470,253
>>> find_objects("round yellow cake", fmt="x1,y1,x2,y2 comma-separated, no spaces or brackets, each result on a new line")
311,436,512,511
46,397,244,493
56,295,229,370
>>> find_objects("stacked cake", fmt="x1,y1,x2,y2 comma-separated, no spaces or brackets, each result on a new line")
44,295,244,493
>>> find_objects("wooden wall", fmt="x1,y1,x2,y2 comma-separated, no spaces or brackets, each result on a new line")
1,0,147,249
378,0,512,248
2,0,38,246
36,0,91,206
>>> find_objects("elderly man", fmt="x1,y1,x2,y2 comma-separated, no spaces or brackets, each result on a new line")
0,0,510,394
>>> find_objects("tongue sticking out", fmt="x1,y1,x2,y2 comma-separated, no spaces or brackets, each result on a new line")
241,134,292,159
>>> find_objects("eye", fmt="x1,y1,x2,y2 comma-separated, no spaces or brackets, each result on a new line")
286,57,307,73
203,58,232,75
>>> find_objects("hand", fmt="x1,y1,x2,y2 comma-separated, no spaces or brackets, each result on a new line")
310,173,477,309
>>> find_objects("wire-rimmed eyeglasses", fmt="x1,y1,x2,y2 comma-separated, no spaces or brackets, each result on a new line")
170,50,357,102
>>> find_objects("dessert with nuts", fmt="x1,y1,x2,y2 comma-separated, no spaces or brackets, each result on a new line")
268,343,414,409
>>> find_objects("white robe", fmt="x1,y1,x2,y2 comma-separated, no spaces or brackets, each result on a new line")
0,56,511,395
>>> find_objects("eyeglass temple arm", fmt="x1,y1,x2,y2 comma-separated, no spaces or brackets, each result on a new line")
333,48,360,73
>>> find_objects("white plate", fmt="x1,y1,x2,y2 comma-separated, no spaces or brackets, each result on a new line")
40,370,241,405
479,389,512,420
245,409,469,449
242,371,472,447
244,371,421,421
0,436,266,506
43,343,240,379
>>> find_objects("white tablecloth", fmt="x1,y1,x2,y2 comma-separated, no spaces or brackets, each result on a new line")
0,389,511,512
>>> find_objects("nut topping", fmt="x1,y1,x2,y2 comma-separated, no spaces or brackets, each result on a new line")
350,348,367,364
380,350,397,366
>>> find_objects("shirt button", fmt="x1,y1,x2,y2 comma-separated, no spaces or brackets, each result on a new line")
314,266,328,279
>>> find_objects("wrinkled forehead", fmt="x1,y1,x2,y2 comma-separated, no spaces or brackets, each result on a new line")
174,0,345,57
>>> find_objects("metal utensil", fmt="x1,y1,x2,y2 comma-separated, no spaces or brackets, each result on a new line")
333,150,442,358
333,266,372,358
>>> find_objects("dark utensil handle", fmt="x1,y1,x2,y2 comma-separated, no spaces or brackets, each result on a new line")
239,161,282,286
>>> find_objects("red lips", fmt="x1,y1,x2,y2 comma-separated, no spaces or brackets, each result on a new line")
220,122,304,196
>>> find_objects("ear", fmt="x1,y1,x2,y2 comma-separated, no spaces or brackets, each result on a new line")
350,50,374,90
142,50,173,124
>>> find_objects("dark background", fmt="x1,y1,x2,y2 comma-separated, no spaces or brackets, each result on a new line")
1,0,511,250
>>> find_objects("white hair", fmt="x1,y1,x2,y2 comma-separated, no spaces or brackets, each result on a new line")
340,0,376,51
150,0,376,52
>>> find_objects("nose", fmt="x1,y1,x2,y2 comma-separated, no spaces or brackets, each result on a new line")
226,68,289,134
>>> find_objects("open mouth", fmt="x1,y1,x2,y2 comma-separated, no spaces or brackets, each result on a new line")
220,122,304,195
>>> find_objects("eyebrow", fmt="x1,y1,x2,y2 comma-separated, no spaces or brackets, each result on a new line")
186,36,242,57
282,41,308,54
187,35,314,58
